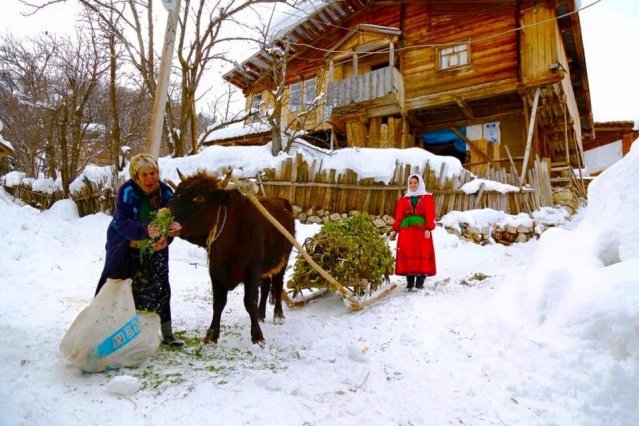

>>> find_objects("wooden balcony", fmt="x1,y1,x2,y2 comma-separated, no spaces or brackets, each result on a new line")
326,66,404,117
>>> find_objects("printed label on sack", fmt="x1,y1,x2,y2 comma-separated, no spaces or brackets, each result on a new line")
94,315,142,359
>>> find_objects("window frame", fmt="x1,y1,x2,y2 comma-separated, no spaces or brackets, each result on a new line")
249,93,263,122
303,77,317,109
437,43,471,70
289,82,302,112
289,77,318,112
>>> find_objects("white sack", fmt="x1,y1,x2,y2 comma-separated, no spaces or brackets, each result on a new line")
60,278,160,373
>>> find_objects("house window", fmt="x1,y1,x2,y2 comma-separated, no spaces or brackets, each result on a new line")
303,77,317,108
289,82,301,112
249,93,262,122
438,43,469,70
290,77,317,112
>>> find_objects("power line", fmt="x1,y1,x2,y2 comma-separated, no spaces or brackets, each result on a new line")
284,0,602,56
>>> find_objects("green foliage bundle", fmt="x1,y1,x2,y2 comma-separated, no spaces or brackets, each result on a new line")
139,208,174,257
289,213,395,295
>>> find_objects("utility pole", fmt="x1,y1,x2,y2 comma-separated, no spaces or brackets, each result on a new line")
146,0,182,158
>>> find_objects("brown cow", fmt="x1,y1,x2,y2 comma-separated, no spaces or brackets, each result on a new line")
167,171,295,344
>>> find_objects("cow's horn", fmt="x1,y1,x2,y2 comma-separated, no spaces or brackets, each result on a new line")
176,168,185,181
220,168,233,189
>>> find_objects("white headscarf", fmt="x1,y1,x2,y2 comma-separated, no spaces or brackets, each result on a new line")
405,173,428,197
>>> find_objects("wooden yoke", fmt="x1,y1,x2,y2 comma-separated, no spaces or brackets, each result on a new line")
227,173,364,311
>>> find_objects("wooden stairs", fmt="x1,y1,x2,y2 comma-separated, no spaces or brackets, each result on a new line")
550,161,588,197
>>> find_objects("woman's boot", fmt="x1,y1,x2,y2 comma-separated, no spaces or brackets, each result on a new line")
161,321,185,347
405,276,415,292
415,276,425,290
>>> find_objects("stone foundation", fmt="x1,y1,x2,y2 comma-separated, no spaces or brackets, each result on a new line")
293,203,578,246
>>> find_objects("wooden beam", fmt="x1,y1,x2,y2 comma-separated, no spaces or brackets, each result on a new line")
450,127,497,168
417,110,522,133
456,97,475,119
520,87,541,183
404,78,520,111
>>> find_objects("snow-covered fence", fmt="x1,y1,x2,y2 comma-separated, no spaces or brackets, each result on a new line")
3,154,554,219
3,184,63,209
260,154,553,219
3,181,115,216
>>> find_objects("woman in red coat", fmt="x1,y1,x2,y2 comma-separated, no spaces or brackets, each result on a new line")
389,174,437,291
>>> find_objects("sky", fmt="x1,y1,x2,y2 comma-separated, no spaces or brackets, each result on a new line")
0,0,637,125
1,138,638,425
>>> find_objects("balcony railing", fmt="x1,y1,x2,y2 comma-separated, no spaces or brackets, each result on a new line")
325,66,404,115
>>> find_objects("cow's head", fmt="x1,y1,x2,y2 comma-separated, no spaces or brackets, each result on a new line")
167,170,237,242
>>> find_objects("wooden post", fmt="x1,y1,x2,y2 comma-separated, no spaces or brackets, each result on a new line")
146,0,182,157
389,42,395,66
353,53,358,76
520,87,541,184
328,61,334,84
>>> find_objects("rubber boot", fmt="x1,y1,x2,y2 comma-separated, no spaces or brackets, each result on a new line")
405,276,415,292
161,321,184,347
415,276,425,290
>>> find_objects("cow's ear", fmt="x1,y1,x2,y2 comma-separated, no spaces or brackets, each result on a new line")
210,189,235,205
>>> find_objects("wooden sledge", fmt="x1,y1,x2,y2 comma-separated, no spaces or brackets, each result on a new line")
229,173,397,311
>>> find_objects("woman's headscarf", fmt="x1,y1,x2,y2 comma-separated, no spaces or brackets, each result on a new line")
405,173,428,197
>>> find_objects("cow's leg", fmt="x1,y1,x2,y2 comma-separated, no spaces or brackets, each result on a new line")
204,280,227,344
258,277,271,323
244,269,264,344
271,270,285,325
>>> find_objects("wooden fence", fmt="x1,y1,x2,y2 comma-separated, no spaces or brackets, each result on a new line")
3,154,554,219
261,153,553,219
3,182,116,217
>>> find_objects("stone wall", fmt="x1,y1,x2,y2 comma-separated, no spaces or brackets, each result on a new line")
293,195,580,246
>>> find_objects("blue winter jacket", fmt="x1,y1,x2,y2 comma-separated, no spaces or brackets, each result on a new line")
98,179,174,283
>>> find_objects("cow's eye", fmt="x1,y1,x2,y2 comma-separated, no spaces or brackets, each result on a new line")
193,195,205,203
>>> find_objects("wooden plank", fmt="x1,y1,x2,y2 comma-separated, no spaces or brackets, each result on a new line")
451,127,497,168
474,182,486,209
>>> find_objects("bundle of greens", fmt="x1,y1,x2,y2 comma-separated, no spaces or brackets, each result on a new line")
139,208,175,257
289,213,395,296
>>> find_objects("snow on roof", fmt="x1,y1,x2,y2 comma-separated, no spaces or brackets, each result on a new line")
0,137,14,155
203,121,271,143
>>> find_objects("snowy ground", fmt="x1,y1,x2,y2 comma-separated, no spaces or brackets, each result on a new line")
2,140,638,425
0,197,627,426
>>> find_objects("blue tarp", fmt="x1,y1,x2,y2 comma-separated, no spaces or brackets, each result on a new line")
422,128,467,153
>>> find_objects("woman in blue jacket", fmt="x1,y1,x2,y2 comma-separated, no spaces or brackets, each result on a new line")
95,153,184,347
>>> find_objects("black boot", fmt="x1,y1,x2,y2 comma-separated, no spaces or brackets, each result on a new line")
415,276,425,290
161,321,184,347
405,276,415,292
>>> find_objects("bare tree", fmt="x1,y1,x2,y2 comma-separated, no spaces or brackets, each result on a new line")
0,33,60,178
24,0,303,158
49,22,110,194
247,3,327,156
196,81,246,145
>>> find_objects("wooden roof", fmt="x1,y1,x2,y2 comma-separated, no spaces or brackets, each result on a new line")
583,121,639,151
0,139,14,156
222,0,593,138
223,0,370,92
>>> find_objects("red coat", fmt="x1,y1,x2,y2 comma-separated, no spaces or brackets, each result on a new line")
391,194,437,276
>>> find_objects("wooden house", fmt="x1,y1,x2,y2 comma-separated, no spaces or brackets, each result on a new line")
582,121,638,177
584,121,637,157
218,0,594,182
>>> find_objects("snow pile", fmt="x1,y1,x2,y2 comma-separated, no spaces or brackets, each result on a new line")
492,140,639,424
107,375,141,396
